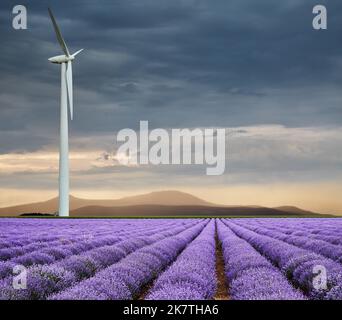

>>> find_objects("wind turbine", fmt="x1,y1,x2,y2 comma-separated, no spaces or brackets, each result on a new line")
48,8,83,217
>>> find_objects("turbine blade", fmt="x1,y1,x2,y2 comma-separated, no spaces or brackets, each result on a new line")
66,61,73,120
48,8,70,57
72,49,84,58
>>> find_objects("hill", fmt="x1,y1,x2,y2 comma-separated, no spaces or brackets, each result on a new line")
0,190,212,216
70,204,327,217
0,190,332,217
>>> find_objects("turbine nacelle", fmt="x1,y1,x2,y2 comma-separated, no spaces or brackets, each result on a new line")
48,49,84,64
48,54,74,64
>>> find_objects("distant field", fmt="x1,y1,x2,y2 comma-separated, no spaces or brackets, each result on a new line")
0,218,341,300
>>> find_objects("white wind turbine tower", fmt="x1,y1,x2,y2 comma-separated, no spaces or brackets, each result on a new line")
48,8,83,217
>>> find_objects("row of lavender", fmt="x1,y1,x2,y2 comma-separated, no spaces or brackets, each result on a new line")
0,219,194,248
223,219,342,299
0,219,203,299
145,218,342,300
146,220,217,300
0,219,193,279
51,220,209,299
235,220,342,262
1,218,342,300
0,219,145,248
217,220,305,299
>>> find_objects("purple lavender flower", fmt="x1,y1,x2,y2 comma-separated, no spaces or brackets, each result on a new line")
146,220,216,300
217,220,305,300
50,221,206,300
1,265,75,300
223,219,342,299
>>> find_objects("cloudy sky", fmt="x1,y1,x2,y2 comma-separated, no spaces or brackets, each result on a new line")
0,0,341,214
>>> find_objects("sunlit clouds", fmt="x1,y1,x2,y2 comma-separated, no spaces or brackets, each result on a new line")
0,125,341,214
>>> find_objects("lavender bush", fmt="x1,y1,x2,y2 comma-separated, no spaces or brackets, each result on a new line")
146,220,217,300
50,221,207,300
217,220,305,300
0,219,200,299
223,219,342,300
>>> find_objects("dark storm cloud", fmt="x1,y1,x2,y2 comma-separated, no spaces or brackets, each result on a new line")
0,0,341,154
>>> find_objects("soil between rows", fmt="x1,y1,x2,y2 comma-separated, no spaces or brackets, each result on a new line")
214,230,230,300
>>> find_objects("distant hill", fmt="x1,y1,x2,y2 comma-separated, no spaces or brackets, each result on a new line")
70,204,327,217
274,206,317,216
0,190,332,217
0,191,212,216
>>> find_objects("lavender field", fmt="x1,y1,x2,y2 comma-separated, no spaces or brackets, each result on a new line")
0,218,341,300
